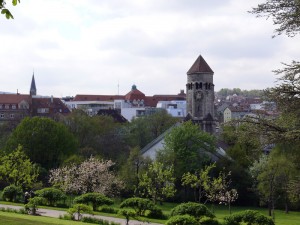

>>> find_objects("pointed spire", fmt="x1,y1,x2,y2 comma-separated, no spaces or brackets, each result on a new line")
187,55,214,75
30,73,37,96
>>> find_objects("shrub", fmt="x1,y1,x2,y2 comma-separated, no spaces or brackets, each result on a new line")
166,214,198,225
35,187,66,206
67,203,93,221
145,205,166,219
170,202,215,219
2,185,23,202
82,216,120,225
224,210,274,225
119,197,163,218
74,192,113,211
118,209,137,225
99,205,119,214
25,196,46,215
200,217,221,225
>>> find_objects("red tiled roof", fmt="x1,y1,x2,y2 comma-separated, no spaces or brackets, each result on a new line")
187,55,214,75
0,94,30,104
73,95,125,101
125,89,145,101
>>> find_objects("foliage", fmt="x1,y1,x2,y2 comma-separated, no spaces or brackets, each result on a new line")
0,0,20,19
0,145,39,190
165,214,198,225
125,110,178,148
99,205,119,214
5,117,78,170
224,210,275,225
67,203,93,221
62,110,127,161
157,121,216,180
119,146,151,195
118,208,136,225
250,0,300,37
139,161,175,204
2,184,23,202
25,196,46,215
35,188,67,206
250,150,297,216
199,217,221,225
182,163,216,203
119,197,160,217
170,202,215,219
49,156,123,196
81,216,120,225
73,192,113,211
217,88,263,98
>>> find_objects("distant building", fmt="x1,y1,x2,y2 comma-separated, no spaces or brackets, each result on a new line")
65,85,186,121
0,75,70,124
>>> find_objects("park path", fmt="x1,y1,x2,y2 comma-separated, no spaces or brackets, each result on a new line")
0,204,163,225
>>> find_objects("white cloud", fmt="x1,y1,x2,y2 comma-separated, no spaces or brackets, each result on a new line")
0,0,299,96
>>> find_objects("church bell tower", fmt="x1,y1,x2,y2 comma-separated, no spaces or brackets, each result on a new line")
186,55,216,133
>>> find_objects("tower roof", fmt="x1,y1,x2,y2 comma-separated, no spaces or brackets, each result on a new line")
30,74,37,95
187,55,214,75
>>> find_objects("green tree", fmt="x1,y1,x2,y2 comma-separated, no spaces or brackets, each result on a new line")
250,151,296,217
250,0,300,37
182,163,216,203
157,121,216,180
0,0,20,19
125,110,178,148
5,117,78,170
139,161,176,204
73,192,113,211
62,110,127,161
0,145,39,190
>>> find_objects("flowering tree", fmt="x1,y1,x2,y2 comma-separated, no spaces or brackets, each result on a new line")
49,156,123,196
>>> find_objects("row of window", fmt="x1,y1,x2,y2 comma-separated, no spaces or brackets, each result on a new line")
186,82,213,90
0,104,17,109
0,113,16,119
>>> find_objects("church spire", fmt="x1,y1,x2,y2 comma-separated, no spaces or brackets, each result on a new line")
30,73,37,96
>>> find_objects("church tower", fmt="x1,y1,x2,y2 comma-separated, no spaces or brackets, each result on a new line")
186,55,216,133
30,73,37,96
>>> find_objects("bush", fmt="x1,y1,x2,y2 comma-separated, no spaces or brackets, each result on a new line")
224,210,274,225
145,205,166,219
35,188,66,206
82,216,120,225
25,196,46,215
119,197,163,218
200,217,221,225
170,202,215,219
67,203,93,221
166,214,198,225
2,185,23,202
99,205,119,214
74,192,114,211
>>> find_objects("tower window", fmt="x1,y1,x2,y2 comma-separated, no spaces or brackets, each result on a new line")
200,83,202,89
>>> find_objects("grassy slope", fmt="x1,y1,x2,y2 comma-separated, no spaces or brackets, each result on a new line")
0,211,89,225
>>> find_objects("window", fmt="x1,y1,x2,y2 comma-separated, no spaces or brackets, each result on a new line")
0,113,4,119
37,108,49,113
5,104,9,109
10,114,14,118
178,112,181,116
12,104,16,109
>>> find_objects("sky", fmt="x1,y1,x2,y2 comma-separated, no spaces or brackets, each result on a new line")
1,0,299,97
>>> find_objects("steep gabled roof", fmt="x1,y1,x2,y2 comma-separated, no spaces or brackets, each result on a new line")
0,94,30,104
187,55,214,75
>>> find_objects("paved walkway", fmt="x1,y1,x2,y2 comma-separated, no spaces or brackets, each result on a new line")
0,204,163,225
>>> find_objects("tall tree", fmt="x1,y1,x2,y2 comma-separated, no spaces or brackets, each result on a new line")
139,161,176,204
157,121,216,180
5,117,78,170
0,145,39,190
49,156,123,196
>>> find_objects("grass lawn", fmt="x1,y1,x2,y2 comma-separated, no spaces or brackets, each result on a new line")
0,211,89,225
